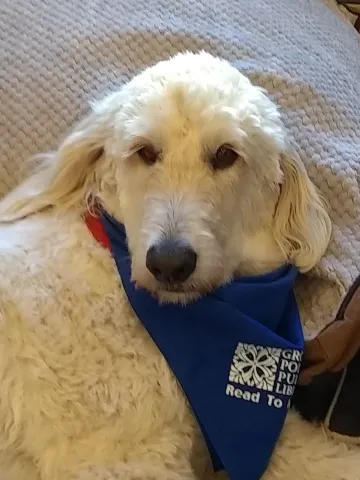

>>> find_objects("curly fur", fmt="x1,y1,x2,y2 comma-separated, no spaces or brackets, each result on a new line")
0,52,347,480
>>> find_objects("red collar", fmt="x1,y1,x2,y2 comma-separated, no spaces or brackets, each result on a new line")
84,212,111,251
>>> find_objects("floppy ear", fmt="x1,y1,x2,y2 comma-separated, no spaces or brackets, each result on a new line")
0,110,108,222
273,150,332,272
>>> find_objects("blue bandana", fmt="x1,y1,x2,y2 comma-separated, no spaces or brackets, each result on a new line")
97,211,304,480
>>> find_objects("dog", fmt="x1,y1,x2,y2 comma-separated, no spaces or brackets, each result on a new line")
0,52,332,480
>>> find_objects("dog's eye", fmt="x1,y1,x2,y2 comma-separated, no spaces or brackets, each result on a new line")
138,146,159,165
211,145,238,170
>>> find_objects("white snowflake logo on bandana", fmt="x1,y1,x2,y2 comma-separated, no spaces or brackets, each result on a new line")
229,343,281,392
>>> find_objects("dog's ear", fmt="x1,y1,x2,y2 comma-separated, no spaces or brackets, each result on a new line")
0,109,110,222
273,150,332,272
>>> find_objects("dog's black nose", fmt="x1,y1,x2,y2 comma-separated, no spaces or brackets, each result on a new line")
146,240,197,284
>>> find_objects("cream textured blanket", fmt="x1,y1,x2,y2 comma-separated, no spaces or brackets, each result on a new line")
1,0,359,344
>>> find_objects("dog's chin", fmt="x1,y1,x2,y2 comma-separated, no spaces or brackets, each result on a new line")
133,279,217,305
140,283,207,305
156,289,202,305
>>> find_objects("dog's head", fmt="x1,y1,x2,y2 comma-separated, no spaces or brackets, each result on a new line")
1,52,331,303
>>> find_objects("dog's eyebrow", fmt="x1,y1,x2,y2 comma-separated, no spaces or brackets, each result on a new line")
123,137,158,158
202,129,247,156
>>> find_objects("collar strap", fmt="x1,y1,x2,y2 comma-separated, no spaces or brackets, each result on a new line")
84,211,111,250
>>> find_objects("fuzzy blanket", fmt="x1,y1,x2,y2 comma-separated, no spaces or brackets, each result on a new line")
1,0,360,420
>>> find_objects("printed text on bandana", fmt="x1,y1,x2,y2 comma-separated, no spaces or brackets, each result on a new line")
226,343,303,408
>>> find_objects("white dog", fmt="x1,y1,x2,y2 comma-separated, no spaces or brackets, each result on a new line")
0,52,344,480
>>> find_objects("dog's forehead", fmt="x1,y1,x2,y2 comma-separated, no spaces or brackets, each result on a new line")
118,55,278,151
124,78,251,148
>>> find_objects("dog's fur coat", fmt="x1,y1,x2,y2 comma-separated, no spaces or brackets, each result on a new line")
0,52,357,480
